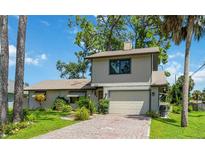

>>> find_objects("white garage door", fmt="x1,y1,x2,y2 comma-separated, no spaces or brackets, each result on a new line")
109,90,150,115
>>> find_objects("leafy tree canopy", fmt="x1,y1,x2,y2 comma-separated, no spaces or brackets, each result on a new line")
57,15,172,79
167,75,195,104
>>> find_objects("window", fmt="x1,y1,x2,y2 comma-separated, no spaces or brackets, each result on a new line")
109,59,131,74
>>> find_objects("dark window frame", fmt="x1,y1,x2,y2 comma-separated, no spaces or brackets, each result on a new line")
109,58,131,75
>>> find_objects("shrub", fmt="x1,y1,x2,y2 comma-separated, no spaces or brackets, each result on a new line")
26,113,37,122
172,105,181,114
62,105,72,112
37,108,46,111
23,109,30,117
77,97,96,115
188,105,193,112
53,98,72,112
2,122,31,136
98,99,109,114
146,111,160,118
75,107,90,121
35,94,46,108
45,108,53,112
77,97,89,108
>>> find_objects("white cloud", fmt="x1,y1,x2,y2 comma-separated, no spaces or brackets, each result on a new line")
169,52,184,59
9,45,16,57
40,20,50,26
191,69,205,83
165,61,182,84
25,57,39,65
40,54,47,60
166,61,182,75
9,45,17,66
8,44,47,66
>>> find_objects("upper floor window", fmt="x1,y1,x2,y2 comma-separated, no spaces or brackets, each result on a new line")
109,59,131,74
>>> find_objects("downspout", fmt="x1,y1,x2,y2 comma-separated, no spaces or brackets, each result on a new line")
149,54,153,112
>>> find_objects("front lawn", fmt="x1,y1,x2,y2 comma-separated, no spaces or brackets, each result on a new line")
150,111,205,139
4,110,77,139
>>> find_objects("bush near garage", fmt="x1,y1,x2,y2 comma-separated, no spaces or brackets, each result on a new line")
75,107,90,120
77,97,96,115
98,99,109,114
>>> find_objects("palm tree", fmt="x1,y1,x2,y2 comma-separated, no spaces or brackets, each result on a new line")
13,16,27,123
0,16,9,125
162,16,205,127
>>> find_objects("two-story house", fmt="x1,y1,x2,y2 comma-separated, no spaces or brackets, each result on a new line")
25,43,167,115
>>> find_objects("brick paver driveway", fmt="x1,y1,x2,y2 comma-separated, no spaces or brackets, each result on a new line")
35,114,151,139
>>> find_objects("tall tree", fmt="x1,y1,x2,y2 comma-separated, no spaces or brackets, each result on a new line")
162,15,205,127
56,60,81,79
0,16,2,124
13,16,28,123
0,16,9,125
58,16,171,79
126,16,170,64
96,15,127,51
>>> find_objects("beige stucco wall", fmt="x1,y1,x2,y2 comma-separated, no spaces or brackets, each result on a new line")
92,54,152,84
28,90,98,109
28,90,69,109
151,87,159,112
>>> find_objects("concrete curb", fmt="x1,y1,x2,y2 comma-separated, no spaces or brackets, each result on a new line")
146,117,151,139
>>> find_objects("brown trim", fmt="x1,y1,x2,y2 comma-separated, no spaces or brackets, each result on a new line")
86,52,159,60
151,84,168,87
24,88,96,91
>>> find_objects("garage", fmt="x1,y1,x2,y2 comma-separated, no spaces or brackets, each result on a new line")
108,90,150,115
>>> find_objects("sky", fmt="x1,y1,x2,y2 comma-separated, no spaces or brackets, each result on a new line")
7,15,205,90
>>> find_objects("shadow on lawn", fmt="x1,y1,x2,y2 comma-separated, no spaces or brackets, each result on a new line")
188,114,205,118
154,117,180,127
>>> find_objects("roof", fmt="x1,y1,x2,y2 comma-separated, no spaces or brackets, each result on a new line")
24,79,94,91
86,47,159,59
151,71,168,86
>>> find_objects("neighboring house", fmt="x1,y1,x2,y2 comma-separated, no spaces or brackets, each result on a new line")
8,80,29,108
25,43,167,115
8,80,15,104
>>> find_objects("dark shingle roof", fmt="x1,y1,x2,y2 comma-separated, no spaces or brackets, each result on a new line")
86,47,159,59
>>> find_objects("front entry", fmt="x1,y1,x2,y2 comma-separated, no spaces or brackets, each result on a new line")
98,90,103,100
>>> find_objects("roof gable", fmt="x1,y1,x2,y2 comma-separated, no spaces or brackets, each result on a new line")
24,79,93,91
86,47,159,59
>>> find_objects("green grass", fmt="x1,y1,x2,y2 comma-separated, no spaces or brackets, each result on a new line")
4,110,77,139
150,111,205,139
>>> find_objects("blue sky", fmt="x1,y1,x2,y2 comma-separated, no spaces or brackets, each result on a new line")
8,15,205,90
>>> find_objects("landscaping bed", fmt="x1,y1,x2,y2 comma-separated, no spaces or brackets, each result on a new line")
3,110,76,139
150,111,205,139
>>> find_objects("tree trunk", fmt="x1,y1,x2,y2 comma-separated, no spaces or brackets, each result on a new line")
0,16,2,124
13,16,27,123
181,16,195,127
0,16,9,125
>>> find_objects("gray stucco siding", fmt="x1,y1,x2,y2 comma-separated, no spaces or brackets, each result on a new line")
92,55,152,84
